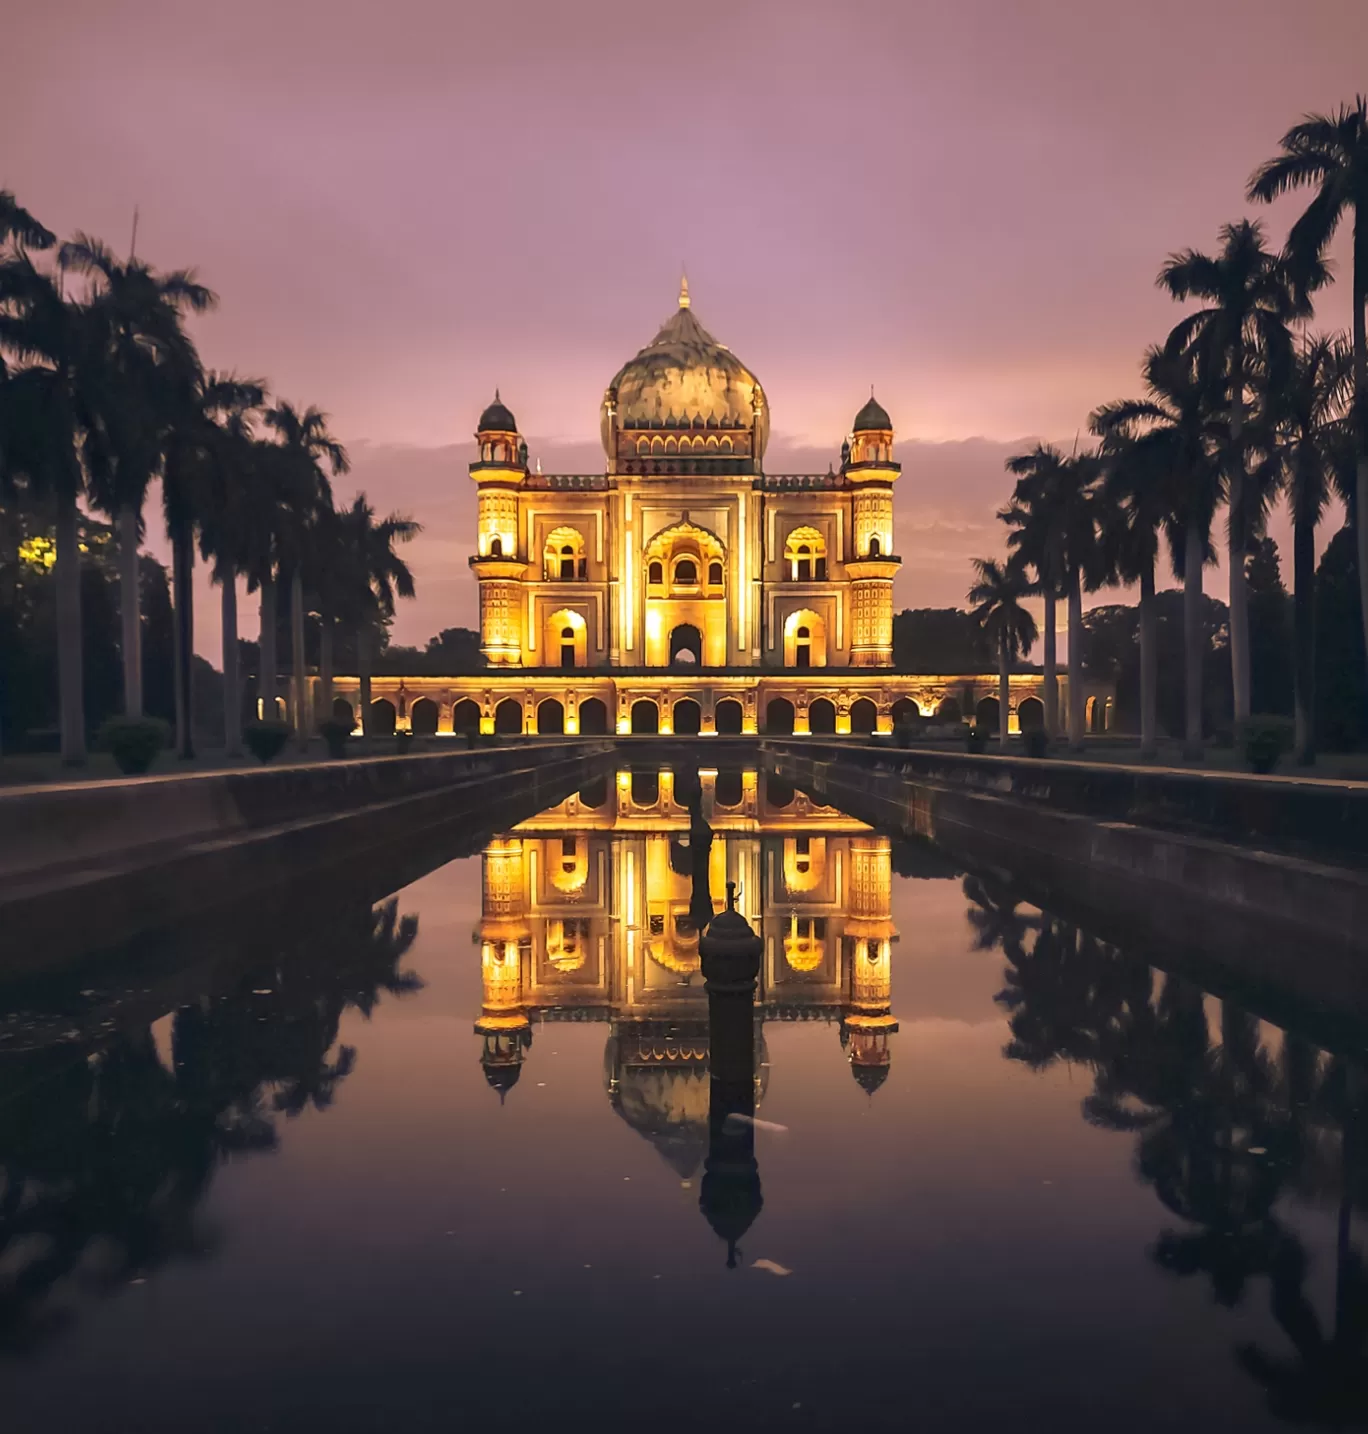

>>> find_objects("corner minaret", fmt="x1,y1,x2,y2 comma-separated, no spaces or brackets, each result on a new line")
842,393,901,667
468,392,529,667
474,838,533,1100
840,834,899,1094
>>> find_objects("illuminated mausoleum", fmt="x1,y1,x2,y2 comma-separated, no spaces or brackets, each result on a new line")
335,283,1115,736
471,767,900,1148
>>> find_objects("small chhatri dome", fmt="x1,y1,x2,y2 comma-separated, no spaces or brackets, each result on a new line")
478,389,518,434
852,392,892,433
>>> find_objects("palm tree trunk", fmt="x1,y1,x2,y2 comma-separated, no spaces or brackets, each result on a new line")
221,574,242,758
1139,559,1157,760
1183,515,1204,761
1042,588,1057,737
258,575,277,722
1292,500,1316,766
54,489,85,765
290,567,308,753
319,614,334,722
118,504,143,717
1353,226,1368,712
1067,566,1084,751
998,631,1009,749
358,625,373,753
172,525,195,760
1229,346,1251,728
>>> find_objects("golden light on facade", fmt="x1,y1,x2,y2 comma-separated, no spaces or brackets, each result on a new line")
329,293,1115,737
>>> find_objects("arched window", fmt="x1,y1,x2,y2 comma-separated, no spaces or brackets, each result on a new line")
544,609,585,669
869,535,881,557
673,558,698,587
489,536,502,558
543,526,586,582
783,610,827,668
707,561,723,587
648,560,664,586
784,527,827,582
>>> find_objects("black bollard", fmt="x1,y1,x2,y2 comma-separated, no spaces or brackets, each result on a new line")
698,881,764,1268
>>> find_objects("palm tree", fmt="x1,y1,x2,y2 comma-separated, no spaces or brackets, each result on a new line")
1159,219,1309,729
1249,98,1368,703
58,235,216,721
158,372,262,759
1092,355,1192,759
0,247,100,764
0,191,56,253
967,557,1037,748
1053,451,1103,750
0,194,56,758
1002,444,1068,737
1093,345,1222,760
1275,334,1353,764
336,496,420,749
196,378,268,758
262,402,347,751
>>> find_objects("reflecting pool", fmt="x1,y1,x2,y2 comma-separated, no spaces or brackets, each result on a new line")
2,766,1366,1432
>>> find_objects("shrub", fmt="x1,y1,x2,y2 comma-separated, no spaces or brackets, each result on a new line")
965,722,987,754
1241,715,1293,775
98,716,170,775
244,720,291,764
1023,727,1049,759
395,730,414,755
318,718,350,759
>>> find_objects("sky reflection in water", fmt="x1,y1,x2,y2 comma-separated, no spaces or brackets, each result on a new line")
1,767,1365,1433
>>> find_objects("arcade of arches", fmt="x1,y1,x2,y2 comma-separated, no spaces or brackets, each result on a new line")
332,675,1115,738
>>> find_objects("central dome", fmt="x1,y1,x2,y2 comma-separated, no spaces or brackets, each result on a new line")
602,282,769,460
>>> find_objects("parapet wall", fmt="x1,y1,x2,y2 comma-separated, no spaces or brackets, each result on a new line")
0,743,612,956
763,740,1368,862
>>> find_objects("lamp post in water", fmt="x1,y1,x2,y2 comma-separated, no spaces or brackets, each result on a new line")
698,878,764,1268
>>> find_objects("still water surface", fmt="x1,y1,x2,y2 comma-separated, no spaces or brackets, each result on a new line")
2,767,1364,1431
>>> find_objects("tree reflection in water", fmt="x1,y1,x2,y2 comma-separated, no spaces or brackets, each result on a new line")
0,896,421,1356
967,874,1368,1426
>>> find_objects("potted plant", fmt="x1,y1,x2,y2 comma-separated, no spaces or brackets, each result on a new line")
97,716,170,775
244,720,291,763
1241,715,1293,775
318,718,351,759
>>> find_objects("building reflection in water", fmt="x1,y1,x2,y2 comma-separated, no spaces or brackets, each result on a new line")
472,767,900,1180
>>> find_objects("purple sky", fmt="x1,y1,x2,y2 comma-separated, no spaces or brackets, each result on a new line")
9,0,1367,656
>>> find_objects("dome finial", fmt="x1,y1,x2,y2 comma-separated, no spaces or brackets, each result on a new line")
679,272,690,309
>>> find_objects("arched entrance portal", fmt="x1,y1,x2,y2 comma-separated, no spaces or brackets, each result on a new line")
451,698,481,735
673,698,702,735
891,697,918,728
850,698,878,734
494,698,523,734
975,696,999,728
1018,696,1045,731
669,624,702,666
808,697,836,734
332,697,354,730
578,697,608,735
410,698,439,736
714,698,743,734
370,698,396,736
631,699,659,734
537,698,565,735
937,697,962,724
765,697,795,735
